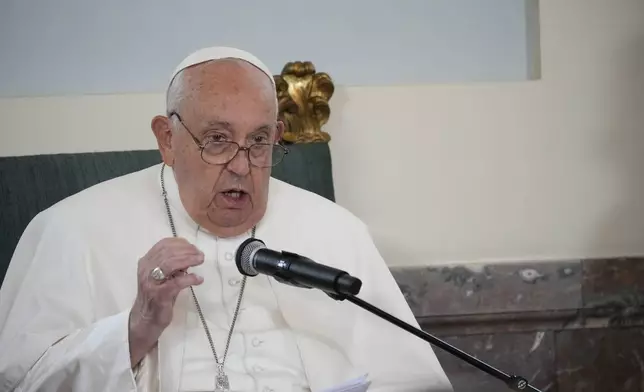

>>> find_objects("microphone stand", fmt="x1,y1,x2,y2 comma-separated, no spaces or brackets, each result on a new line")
330,293,543,392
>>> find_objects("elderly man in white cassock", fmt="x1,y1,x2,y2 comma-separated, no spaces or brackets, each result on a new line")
0,47,453,392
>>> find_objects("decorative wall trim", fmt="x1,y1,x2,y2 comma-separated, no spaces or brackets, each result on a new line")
392,257,644,327
391,257,644,391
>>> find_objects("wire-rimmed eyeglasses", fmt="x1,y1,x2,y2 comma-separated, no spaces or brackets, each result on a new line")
169,111,288,168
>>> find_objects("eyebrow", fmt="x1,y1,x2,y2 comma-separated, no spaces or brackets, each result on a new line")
204,119,233,129
200,119,274,135
252,124,272,133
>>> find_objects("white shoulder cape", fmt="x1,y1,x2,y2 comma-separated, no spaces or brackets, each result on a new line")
0,164,452,392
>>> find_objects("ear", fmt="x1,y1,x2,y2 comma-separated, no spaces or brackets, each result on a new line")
274,120,285,143
151,115,175,166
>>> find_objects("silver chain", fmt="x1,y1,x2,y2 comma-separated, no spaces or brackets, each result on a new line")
160,163,251,370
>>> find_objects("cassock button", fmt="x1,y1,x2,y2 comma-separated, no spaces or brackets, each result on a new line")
225,252,233,261
228,278,240,286
251,337,264,347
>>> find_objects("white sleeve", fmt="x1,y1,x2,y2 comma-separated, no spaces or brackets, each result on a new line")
348,223,453,392
10,312,137,392
0,215,139,392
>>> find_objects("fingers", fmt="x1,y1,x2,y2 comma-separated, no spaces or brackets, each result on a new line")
159,252,205,277
152,273,203,302
131,238,206,342
138,237,205,291
170,273,204,291
148,237,198,258
161,247,202,260
140,237,203,271
156,237,192,247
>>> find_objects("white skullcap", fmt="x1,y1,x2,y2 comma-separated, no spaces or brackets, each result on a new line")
168,46,275,90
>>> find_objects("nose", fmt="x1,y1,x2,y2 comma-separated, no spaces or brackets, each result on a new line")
226,148,251,176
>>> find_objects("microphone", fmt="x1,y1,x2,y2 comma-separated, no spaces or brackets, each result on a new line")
235,238,363,296
235,238,543,392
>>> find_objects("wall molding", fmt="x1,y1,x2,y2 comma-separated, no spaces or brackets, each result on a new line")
391,257,644,391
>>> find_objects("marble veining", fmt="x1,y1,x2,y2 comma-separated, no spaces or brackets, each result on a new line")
390,257,644,392
391,260,583,318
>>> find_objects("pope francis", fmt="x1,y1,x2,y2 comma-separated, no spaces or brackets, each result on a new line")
0,47,453,392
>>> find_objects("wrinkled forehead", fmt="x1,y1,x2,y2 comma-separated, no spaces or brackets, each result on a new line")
166,51,279,121
169,61,278,122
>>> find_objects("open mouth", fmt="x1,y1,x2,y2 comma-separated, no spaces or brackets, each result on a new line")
216,188,250,208
222,190,246,200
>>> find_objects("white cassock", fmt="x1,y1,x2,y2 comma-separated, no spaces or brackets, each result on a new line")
0,163,453,392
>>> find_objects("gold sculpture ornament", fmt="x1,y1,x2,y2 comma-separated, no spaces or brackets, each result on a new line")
274,61,334,143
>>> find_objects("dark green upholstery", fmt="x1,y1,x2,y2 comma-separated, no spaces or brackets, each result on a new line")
0,143,335,284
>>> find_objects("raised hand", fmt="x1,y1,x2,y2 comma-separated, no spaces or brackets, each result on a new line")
128,237,204,366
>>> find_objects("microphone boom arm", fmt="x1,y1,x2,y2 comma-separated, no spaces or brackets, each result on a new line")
331,293,543,392
235,238,542,391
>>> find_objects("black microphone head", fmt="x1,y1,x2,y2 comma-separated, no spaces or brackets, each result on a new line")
235,238,266,277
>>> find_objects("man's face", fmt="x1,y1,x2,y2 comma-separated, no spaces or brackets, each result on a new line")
153,59,283,238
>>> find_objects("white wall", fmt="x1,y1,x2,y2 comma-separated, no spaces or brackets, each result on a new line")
0,0,533,96
2,0,644,266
